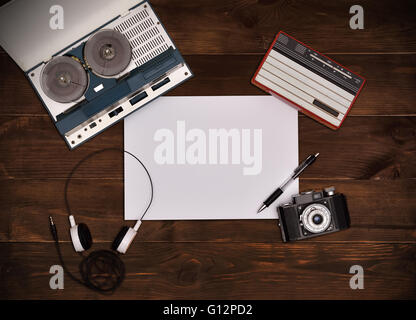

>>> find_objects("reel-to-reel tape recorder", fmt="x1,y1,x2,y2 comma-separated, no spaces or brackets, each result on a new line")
0,0,192,149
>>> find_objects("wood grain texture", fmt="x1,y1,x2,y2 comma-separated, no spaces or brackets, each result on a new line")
0,116,414,180
1,52,416,116
0,179,415,243
1,243,415,300
1,0,416,56
0,0,415,300
151,0,416,54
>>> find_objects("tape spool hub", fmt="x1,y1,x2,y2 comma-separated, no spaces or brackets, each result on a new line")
41,56,88,103
84,29,132,77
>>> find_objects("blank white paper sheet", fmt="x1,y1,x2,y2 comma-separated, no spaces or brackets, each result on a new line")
124,96,298,220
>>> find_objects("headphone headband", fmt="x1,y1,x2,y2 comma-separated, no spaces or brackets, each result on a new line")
64,148,153,233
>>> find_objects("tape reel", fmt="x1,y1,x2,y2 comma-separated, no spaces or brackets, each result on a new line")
84,29,132,77
40,56,88,103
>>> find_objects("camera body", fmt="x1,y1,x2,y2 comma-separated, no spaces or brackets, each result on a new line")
277,187,350,242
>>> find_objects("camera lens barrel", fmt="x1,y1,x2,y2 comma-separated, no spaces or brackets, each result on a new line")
300,204,332,233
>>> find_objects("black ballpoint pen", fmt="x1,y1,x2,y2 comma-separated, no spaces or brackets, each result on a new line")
257,153,320,213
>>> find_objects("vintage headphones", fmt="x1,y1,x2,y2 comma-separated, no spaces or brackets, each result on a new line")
49,148,153,293
68,210,143,254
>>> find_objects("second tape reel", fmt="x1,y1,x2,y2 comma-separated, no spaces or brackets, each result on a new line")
84,29,132,77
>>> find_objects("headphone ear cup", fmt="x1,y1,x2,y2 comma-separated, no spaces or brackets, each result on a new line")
112,226,129,251
112,226,138,254
77,223,92,251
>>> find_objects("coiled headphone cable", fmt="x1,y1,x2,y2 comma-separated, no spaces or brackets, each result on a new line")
49,148,153,294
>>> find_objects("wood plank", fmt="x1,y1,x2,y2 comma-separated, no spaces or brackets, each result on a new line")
0,179,415,243
153,0,416,54
1,0,416,56
1,52,416,116
1,242,414,299
0,115,414,180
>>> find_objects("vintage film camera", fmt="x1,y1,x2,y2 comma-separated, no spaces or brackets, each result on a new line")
277,187,350,242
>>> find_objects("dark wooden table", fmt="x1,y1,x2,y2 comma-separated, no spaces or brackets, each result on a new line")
0,0,415,299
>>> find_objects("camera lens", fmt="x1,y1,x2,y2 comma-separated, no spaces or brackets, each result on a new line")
300,204,332,234
312,214,323,225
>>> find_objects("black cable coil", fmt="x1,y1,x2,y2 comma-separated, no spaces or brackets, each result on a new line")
79,250,125,293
